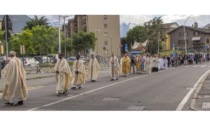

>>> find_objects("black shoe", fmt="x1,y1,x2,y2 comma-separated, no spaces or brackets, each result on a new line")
116,78,118,80
5,102,13,105
91,80,96,82
110,79,114,81
13,101,23,106
71,87,76,90
78,86,81,89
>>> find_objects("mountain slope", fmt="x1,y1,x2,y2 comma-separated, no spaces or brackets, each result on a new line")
0,15,30,33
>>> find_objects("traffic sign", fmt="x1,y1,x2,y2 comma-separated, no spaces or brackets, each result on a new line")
3,30,11,41
125,43,128,52
2,15,12,31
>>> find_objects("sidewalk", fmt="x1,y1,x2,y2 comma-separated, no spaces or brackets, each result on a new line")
190,73,210,110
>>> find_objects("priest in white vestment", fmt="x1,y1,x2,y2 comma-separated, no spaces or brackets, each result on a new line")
54,53,72,95
2,51,28,106
88,54,100,82
109,53,119,81
71,55,86,89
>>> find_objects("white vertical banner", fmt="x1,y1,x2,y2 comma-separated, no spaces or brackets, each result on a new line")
20,45,25,54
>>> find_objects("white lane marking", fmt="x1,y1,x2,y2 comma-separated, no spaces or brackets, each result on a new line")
201,65,207,67
193,65,199,67
28,75,146,110
184,66,189,67
176,69,210,111
28,68,176,111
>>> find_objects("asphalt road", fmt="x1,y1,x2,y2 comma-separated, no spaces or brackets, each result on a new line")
1,63,210,111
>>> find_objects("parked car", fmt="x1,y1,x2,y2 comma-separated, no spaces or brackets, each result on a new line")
67,56,85,63
22,58,39,67
34,56,50,64
67,56,76,62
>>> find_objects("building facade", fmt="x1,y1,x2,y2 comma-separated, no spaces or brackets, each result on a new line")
168,23,210,53
162,22,179,50
64,15,121,57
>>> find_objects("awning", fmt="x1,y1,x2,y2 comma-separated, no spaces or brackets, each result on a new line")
192,37,201,41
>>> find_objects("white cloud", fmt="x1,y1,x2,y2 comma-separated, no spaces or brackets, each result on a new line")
120,15,152,25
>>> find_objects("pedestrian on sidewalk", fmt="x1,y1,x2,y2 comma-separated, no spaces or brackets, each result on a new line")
88,53,100,82
54,53,72,96
71,54,86,89
2,51,28,106
109,53,119,81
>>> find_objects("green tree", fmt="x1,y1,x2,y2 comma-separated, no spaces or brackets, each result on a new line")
61,37,73,57
72,31,96,54
23,16,49,30
145,17,165,54
10,29,34,56
126,25,148,49
31,25,58,56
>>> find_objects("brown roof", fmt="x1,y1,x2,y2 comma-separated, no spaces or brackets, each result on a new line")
168,25,210,34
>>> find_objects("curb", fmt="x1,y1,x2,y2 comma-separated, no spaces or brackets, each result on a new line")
190,70,210,111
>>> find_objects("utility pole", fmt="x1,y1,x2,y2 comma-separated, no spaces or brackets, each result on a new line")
4,16,8,57
95,29,100,56
58,15,61,53
158,31,160,54
111,35,113,53
62,16,68,57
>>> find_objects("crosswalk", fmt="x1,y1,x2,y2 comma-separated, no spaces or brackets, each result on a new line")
184,65,210,68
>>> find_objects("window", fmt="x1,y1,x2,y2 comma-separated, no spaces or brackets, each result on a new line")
104,32,108,37
104,15,108,20
178,40,181,45
206,39,210,44
104,41,108,46
186,32,188,36
186,40,189,45
104,24,108,28
178,40,185,45
194,32,199,35
179,32,182,37
182,41,184,45
179,32,185,37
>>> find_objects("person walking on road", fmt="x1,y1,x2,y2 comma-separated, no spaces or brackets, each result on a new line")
88,53,100,82
122,53,131,77
109,53,119,81
2,51,28,106
135,54,141,73
130,55,135,74
145,54,152,74
54,53,72,95
71,55,86,89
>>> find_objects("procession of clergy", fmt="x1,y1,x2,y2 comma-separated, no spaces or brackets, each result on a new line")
1,51,168,106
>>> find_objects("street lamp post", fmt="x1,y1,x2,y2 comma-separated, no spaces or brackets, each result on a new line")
0,41,2,79
110,35,112,53
62,16,68,57
95,29,100,56
58,15,61,53
183,15,196,54
4,16,8,57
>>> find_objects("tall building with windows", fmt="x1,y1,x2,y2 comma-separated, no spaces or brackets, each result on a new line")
64,15,120,57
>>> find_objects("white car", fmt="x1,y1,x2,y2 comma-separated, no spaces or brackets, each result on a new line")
23,58,39,67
